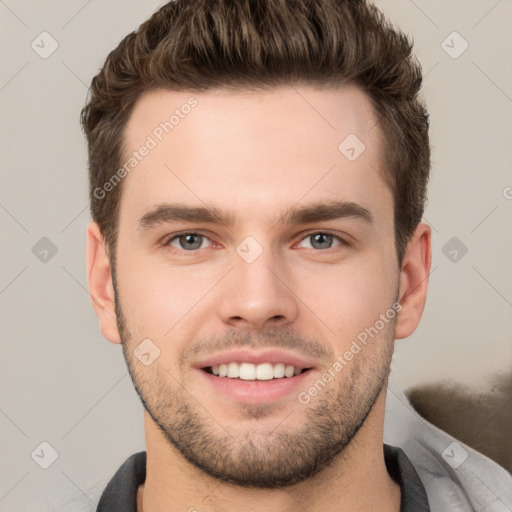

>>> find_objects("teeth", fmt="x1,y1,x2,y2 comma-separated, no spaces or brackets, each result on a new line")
284,365,295,378
256,363,274,380
208,362,306,380
273,363,285,378
227,362,239,378
239,362,256,380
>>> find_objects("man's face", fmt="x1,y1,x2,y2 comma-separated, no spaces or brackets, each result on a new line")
113,85,400,487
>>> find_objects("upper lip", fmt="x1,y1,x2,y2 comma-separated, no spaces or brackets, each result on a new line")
194,349,317,371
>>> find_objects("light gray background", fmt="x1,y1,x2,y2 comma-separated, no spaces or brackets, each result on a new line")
1,0,511,509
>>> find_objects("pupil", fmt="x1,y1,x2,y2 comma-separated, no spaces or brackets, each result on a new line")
312,233,331,249
181,234,201,250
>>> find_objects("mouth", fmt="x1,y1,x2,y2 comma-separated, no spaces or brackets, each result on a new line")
193,349,318,403
202,362,313,381
197,361,316,404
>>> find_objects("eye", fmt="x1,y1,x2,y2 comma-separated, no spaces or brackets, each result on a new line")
297,231,347,250
166,232,213,251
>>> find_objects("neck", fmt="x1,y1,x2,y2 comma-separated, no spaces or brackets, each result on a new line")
138,389,400,512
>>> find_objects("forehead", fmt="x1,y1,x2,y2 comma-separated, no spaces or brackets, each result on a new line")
119,85,391,231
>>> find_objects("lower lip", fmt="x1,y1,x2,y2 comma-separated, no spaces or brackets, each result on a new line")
197,368,315,403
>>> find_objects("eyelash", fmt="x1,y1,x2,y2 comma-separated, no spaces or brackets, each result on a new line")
162,230,350,253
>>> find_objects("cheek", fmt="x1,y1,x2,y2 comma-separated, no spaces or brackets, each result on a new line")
292,256,398,346
115,249,224,339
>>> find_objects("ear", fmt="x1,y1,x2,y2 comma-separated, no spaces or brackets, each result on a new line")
395,222,432,339
86,221,121,344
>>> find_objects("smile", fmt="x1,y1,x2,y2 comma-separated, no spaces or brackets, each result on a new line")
204,362,311,381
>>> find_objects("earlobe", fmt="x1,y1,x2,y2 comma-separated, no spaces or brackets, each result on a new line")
86,221,121,344
394,222,432,339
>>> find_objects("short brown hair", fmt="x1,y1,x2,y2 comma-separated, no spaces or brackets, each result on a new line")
81,0,430,267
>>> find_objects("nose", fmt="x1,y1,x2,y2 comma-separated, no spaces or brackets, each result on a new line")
218,246,299,331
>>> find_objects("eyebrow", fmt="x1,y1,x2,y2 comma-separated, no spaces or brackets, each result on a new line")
280,200,373,226
138,204,236,230
137,200,374,231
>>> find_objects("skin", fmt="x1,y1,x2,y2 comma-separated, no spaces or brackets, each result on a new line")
87,84,431,512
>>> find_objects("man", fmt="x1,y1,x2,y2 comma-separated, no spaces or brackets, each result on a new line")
81,0,511,511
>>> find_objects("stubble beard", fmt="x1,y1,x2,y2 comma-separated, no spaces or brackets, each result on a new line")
114,286,396,488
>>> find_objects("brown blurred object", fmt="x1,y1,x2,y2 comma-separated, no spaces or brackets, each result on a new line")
406,372,512,474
